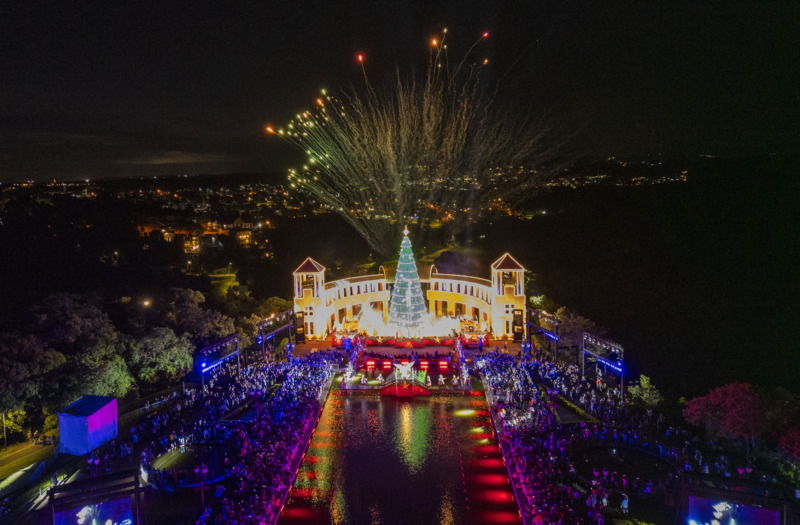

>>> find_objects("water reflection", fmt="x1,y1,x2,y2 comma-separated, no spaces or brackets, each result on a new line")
394,400,430,473
279,393,520,525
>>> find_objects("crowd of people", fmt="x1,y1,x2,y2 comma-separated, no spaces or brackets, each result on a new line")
475,349,784,524
80,348,340,525
75,337,789,525
200,350,338,524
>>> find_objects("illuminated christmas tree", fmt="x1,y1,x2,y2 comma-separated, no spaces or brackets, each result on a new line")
387,226,428,335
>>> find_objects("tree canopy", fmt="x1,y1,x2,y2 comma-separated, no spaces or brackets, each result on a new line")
684,382,766,451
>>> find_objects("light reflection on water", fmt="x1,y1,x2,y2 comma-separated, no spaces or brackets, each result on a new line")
279,393,521,525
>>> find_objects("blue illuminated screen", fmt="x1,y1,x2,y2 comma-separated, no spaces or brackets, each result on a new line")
686,495,780,525
54,496,133,525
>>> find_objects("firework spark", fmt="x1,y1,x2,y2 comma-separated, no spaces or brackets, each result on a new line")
271,30,559,255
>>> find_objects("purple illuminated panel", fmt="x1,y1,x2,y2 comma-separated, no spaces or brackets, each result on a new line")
87,398,118,449
58,396,118,456
54,496,132,525
686,495,780,525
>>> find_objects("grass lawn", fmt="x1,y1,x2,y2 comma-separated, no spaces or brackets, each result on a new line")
0,445,53,482
209,272,237,298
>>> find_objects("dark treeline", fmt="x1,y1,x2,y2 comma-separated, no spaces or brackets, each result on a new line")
0,190,291,441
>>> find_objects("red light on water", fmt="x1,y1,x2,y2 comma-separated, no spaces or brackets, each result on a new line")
473,444,500,454
474,489,514,504
281,507,320,519
471,457,505,469
471,473,509,486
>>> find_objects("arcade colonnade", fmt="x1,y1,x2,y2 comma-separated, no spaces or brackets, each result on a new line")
292,253,525,340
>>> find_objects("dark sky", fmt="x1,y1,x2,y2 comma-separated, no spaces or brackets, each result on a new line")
1,1,797,182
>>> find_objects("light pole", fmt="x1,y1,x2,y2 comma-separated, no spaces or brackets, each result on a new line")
194,463,208,508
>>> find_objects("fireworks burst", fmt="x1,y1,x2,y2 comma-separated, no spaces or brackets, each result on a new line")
269,29,559,256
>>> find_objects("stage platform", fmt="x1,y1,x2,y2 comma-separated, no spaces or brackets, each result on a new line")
292,340,526,362
338,383,472,396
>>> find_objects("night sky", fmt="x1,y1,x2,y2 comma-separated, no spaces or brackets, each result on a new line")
1,1,797,182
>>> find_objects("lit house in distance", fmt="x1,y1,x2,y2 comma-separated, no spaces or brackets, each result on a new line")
292,253,525,340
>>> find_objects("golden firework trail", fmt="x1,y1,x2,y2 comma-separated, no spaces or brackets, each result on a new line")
268,29,558,255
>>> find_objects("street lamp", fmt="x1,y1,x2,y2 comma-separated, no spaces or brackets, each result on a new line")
141,299,151,326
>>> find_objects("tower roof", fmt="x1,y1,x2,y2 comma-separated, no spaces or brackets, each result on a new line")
491,253,524,271
293,257,325,274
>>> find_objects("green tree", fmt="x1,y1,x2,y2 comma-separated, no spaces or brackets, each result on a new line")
4,410,28,436
223,284,256,318
192,310,235,348
126,328,194,386
553,307,597,348
0,333,65,413
257,297,292,317
627,375,664,407
29,293,133,405
160,288,206,333
234,313,261,349
160,288,235,347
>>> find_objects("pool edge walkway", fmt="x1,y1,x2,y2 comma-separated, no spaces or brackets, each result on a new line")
483,384,532,525
270,373,335,525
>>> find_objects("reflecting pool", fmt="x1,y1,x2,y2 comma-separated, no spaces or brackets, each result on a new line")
279,392,521,525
